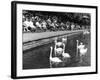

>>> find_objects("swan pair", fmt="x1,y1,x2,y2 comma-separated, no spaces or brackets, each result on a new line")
54,37,67,56
83,30,90,35
49,37,70,68
50,46,70,68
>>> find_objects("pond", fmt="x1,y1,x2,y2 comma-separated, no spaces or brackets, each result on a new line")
23,32,91,69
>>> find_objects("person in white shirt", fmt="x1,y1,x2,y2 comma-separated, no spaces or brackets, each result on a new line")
41,20,47,31
35,21,42,30
71,23,75,30
23,18,36,32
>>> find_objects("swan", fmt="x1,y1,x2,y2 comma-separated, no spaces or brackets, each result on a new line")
78,42,85,49
62,52,70,58
54,40,63,47
55,48,64,56
76,40,85,56
62,52,71,62
79,48,87,56
76,40,88,63
62,37,67,43
61,38,71,64
83,30,90,35
50,46,62,68
62,42,70,62
79,47,88,63
54,39,65,56
62,52,71,66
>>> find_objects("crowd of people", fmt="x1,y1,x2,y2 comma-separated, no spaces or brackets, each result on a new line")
22,11,90,33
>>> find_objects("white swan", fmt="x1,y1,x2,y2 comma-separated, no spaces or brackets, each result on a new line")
79,48,87,56
62,52,71,66
61,38,71,63
55,48,64,56
54,38,70,58
62,37,67,43
54,39,65,56
62,52,70,58
62,42,70,61
50,46,62,68
76,40,85,57
79,47,88,63
78,42,85,49
76,40,88,63
54,40,63,47
83,30,90,35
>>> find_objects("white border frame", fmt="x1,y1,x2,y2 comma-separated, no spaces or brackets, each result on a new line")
15,2,97,77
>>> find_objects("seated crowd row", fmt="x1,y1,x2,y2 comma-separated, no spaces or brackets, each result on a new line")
22,15,89,32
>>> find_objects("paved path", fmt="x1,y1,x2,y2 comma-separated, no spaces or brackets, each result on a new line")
23,30,84,43
23,30,84,51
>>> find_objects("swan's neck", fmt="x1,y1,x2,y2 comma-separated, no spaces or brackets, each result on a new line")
77,41,79,46
50,47,53,59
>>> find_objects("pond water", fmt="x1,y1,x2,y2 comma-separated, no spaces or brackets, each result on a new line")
23,33,90,69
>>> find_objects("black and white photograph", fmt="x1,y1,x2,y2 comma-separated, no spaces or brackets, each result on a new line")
11,1,97,79
23,10,91,69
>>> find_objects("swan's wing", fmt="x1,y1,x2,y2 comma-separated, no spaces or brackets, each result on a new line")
63,53,70,58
